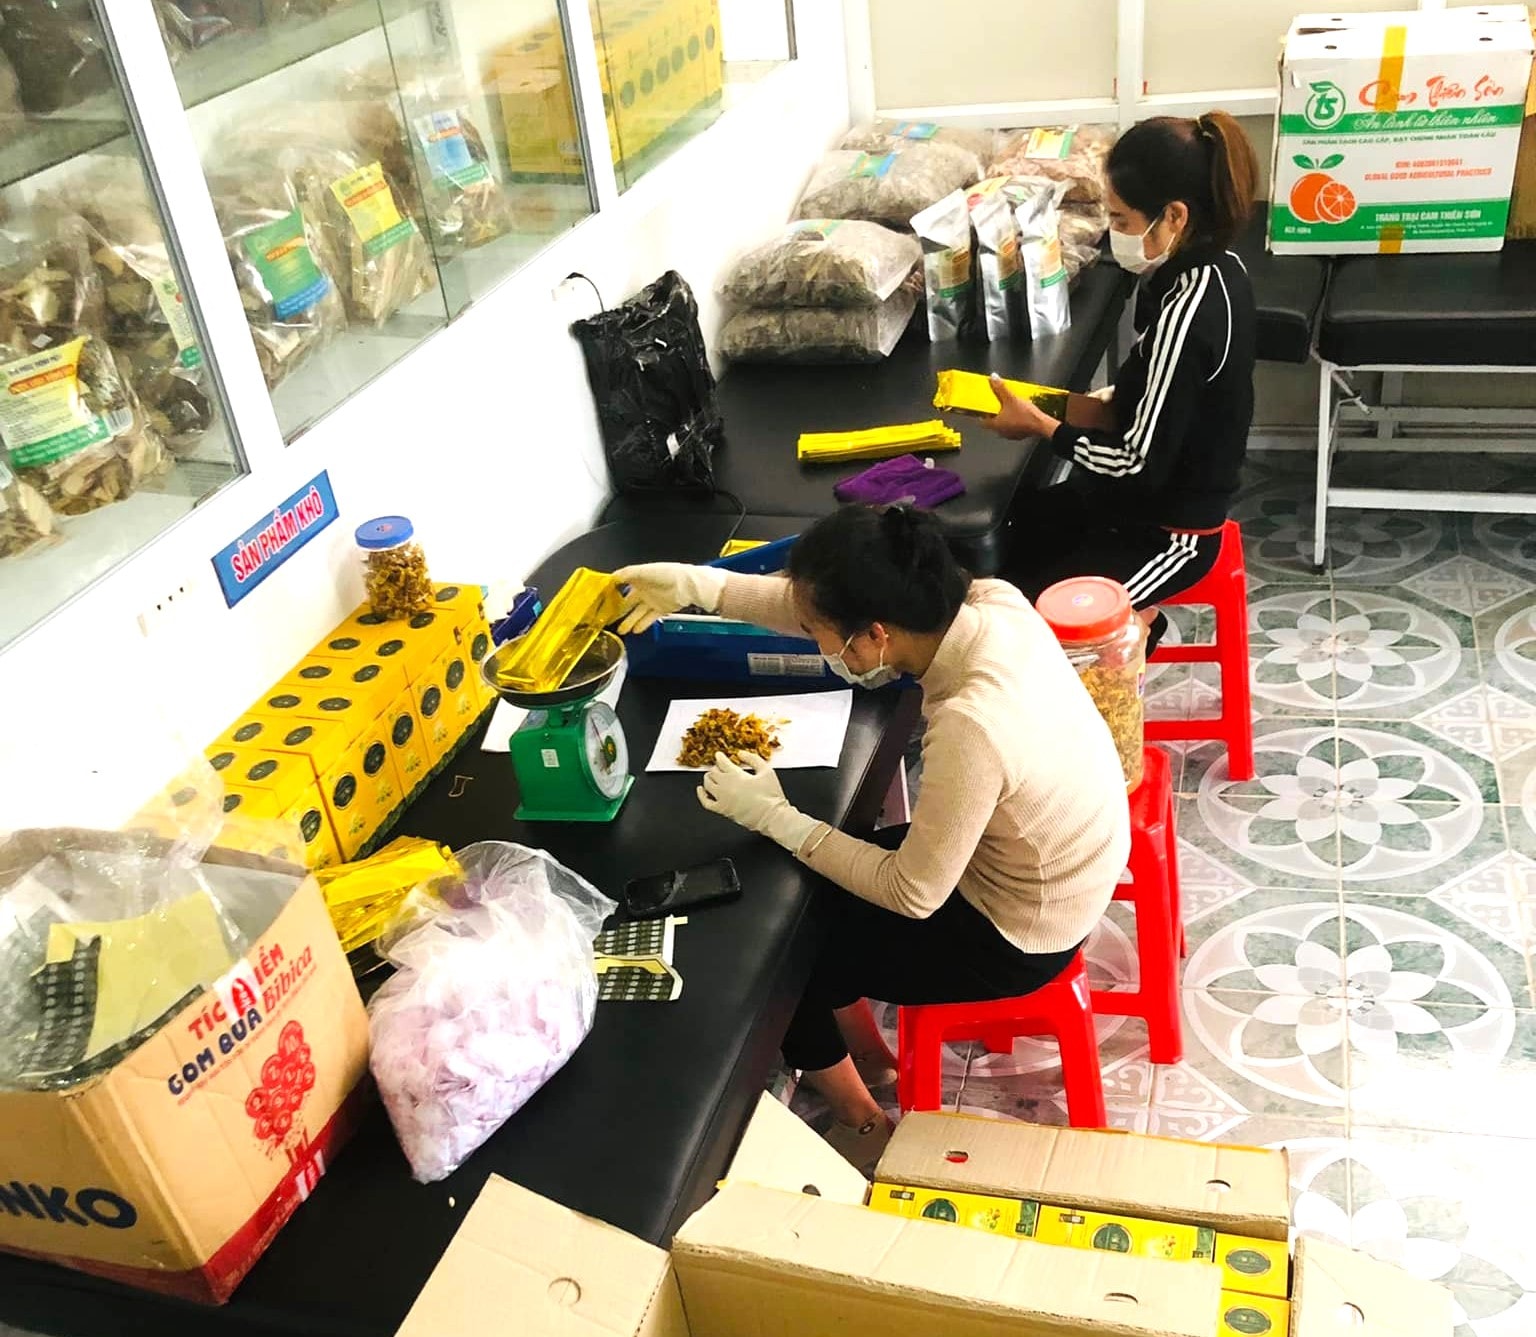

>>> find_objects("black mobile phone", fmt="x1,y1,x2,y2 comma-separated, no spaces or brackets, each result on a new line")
623,858,741,919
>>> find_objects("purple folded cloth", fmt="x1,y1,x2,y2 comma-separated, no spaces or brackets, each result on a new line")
833,454,966,509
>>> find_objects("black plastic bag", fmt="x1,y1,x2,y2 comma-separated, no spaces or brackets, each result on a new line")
571,271,724,494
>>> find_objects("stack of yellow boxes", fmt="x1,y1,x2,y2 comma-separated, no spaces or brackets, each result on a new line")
496,0,723,181
195,584,496,870
869,1185,1292,1336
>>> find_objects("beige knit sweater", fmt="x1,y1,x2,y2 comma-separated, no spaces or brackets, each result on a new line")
719,574,1130,954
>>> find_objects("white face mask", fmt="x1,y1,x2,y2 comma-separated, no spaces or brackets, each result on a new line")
1110,213,1171,276
825,631,898,689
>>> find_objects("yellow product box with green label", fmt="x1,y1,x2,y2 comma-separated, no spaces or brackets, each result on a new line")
279,657,431,800
242,685,403,856
430,582,496,710
867,1183,1039,1237
202,744,341,870
1218,1290,1289,1336
1215,1233,1290,1300
1032,1205,1217,1264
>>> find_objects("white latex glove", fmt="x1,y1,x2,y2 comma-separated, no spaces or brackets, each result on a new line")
1089,384,1116,402
698,751,821,854
613,563,728,634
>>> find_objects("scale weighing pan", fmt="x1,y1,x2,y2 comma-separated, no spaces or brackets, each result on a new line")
483,630,626,708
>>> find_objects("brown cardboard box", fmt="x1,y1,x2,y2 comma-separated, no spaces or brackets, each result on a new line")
396,1099,1454,1337
1509,19,1536,239
395,1176,689,1337
877,1111,1292,1241
0,833,370,1302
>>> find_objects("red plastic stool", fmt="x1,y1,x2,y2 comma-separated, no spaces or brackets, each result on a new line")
1091,747,1183,1064
1144,519,1255,782
896,953,1107,1127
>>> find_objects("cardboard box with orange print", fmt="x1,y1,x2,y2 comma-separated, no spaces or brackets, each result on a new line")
1271,8,1534,254
0,832,369,1303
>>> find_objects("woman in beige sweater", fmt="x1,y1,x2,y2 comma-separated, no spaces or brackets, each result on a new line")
617,507,1128,1167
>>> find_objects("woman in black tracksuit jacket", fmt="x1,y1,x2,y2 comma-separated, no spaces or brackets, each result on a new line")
984,111,1259,653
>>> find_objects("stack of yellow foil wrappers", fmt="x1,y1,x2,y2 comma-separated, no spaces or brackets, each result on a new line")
316,836,461,954
796,419,961,464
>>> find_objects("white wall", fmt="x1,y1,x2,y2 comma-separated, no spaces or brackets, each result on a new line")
0,3,850,828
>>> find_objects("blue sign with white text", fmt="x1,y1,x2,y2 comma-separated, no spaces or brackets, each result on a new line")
212,471,338,607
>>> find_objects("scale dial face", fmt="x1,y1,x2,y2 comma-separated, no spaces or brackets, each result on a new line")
583,702,629,799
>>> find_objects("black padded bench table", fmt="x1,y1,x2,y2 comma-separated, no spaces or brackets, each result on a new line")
603,260,1133,577
0,515,918,1337
1310,239,1536,566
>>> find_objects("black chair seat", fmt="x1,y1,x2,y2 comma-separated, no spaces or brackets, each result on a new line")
1319,240,1536,367
1237,205,1329,364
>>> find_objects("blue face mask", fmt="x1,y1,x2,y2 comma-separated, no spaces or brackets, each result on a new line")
825,631,898,689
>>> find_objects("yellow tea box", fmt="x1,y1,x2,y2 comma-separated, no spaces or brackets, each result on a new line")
869,1183,1039,1237
324,605,456,685
439,645,483,742
221,783,341,870
283,656,410,701
1216,1234,1290,1299
1033,1206,1216,1263
385,689,432,797
412,662,456,768
1217,1290,1289,1336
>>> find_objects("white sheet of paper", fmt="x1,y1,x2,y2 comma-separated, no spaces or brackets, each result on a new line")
645,690,854,772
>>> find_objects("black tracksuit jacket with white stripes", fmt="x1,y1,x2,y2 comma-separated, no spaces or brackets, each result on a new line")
1050,242,1255,531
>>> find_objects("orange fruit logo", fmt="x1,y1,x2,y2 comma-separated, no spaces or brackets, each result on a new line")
1317,180,1357,223
1288,153,1349,224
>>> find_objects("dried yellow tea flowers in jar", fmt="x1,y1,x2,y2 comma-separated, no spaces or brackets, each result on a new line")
356,515,433,620
1036,576,1147,791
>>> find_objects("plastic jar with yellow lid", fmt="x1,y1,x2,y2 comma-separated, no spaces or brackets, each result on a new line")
1037,576,1147,791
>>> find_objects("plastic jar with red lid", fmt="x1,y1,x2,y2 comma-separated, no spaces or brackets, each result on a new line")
1036,576,1146,791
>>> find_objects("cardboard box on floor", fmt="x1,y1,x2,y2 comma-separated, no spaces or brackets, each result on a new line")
395,1100,1455,1337
0,831,371,1303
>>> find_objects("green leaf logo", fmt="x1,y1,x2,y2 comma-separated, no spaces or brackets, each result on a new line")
1321,153,1345,169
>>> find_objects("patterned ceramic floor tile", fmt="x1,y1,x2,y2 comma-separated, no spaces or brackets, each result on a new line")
1459,511,1536,583
1245,584,1340,717
1182,886,1346,995
1324,508,1462,584
1474,598,1536,710
1188,724,1345,886
1339,891,1531,1021
1336,717,1499,811
1331,796,1507,899
1403,553,1533,620
1285,1129,1536,1336
1162,986,1354,1117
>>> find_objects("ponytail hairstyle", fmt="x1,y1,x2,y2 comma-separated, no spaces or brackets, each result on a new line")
786,505,969,637
1107,111,1259,249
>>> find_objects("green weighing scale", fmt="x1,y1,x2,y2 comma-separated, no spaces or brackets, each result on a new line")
482,629,633,822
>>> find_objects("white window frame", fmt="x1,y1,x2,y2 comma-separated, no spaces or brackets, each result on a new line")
844,0,1455,130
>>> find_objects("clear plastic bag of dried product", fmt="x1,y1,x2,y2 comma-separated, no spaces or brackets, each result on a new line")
280,129,438,327
208,163,347,389
368,842,615,1183
0,45,22,131
720,220,920,309
343,61,513,254
720,288,917,364
0,221,168,516
0,0,111,115
154,0,265,52
969,180,1024,342
912,189,976,342
0,798,301,1092
59,164,213,457
1058,201,1108,281
795,147,979,229
989,124,1116,207
0,456,57,561
841,121,993,183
